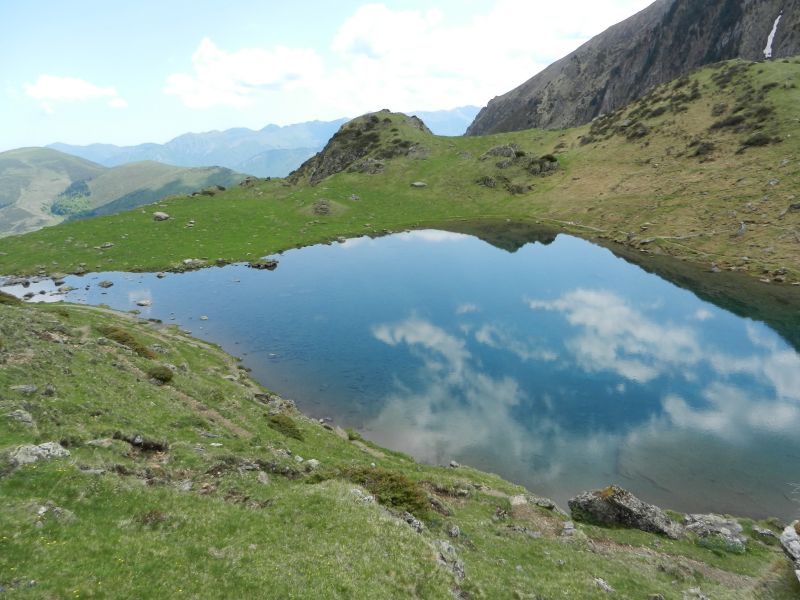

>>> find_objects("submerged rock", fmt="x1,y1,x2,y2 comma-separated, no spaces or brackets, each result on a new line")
569,485,682,539
248,259,279,271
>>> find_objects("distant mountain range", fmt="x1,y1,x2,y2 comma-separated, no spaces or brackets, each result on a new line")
49,107,480,178
467,0,800,134
0,147,241,236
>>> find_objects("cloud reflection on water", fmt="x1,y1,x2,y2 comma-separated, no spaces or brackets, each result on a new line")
367,288,800,516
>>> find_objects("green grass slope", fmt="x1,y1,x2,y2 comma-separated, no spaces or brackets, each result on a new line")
1,58,798,286
1,298,797,598
0,148,105,236
0,149,244,237
73,161,243,220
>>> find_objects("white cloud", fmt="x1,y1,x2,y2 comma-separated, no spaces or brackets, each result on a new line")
456,303,479,315
23,75,127,112
474,323,558,362
529,289,701,383
164,0,654,117
163,37,324,109
372,317,469,380
693,308,714,321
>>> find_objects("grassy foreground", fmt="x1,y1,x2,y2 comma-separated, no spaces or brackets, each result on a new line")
1,297,798,598
0,58,799,286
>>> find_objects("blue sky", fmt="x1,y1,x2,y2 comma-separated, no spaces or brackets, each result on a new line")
1,0,652,150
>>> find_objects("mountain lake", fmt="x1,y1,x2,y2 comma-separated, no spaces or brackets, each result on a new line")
4,225,800,520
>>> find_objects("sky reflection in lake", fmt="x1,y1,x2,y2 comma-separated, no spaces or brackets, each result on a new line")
5,230,799,518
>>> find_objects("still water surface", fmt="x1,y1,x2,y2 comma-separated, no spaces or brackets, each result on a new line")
5,230,800,519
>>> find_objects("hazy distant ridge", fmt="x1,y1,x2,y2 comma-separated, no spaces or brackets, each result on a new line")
48,107,480,177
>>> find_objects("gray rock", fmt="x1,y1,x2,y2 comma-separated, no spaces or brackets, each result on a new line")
447,524,461,538
685,513,747,552
480,144,518,159
257,471,271,486
87,438,114,448
176,480,193,492
410,181,427,188
42,384,56,397
152,212,170,221
780,521,800,584
351,488,375,504
569,485,681,539
6,409,35,427
402,511,424,533
7,442,70,467
100,242,114,249
562,521,576,537
449,460,460,468
435,540,465,580
136,299,152,307
752,525,778,541
10,384,37,395
594,577,614,593
305,459,320,469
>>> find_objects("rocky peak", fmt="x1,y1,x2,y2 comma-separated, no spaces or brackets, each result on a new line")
288,110,431,185
467,0,800,135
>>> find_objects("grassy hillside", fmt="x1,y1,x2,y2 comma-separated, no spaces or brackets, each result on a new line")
1,296,797,598
0,58,798,285
0,149,244,237
0,148,105,236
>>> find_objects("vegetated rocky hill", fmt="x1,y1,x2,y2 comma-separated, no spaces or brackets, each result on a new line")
0,148,242,236
467,0,800,135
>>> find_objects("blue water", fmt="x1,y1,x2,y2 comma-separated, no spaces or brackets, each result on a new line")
6,230,800,519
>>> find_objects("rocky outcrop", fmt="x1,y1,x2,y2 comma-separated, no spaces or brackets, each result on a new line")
569,485,682,539
467,0,800,135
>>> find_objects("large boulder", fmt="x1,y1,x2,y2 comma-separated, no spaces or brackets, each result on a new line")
780,521,800,584
568,485,682,539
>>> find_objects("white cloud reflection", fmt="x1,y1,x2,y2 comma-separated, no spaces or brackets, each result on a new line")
366,292,800,516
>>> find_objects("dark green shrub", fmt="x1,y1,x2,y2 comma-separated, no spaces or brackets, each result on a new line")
98,325,156,358
741,132,773,147
689,140,715,157
710,114,746,130
711,103,727,117
343,466,428,517
147,365,174,384
268,413,303,440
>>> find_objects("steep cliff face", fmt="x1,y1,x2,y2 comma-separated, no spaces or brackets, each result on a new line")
467,0,800,135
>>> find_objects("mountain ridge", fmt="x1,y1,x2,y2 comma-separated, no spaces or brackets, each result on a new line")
467,0,800,135
48,107,480,178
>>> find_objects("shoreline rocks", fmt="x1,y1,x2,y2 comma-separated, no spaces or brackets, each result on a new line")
780,521,800,584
